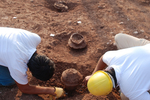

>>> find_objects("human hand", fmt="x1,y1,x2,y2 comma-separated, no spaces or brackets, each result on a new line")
49,87,65,100
83,75,92,86
55,87,65,98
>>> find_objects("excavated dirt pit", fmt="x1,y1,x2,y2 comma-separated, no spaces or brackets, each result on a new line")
1,0,150,100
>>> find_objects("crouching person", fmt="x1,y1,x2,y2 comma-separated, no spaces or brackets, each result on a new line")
0,27,64,98
84,33,150,100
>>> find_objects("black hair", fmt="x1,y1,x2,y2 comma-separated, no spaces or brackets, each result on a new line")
27,52,55,81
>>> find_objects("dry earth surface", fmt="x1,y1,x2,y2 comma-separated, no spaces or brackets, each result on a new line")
1,0,150,100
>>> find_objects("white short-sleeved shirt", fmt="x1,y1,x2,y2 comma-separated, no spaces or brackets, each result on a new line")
103,44,150,100
0,27,41,85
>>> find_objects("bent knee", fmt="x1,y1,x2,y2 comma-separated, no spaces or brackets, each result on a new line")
115,33,125,43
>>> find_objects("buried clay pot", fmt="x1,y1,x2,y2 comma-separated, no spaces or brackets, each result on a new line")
61,68,83,91
68,33,87,49
54,1,68,12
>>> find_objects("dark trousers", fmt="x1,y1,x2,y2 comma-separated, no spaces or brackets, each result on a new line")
0,65,15,86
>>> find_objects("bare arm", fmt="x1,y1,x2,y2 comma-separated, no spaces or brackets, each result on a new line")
84,55,107,84
15,81,56,96
92,55,107,74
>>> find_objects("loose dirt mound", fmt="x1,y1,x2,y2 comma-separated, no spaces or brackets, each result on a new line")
1,0,150,100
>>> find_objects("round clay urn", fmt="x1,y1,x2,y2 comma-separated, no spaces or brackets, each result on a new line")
68,33,87,49
61,68,83,91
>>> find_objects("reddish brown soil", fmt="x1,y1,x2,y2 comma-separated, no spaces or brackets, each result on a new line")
0,0,150,100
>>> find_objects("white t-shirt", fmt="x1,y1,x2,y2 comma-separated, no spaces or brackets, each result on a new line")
103,44,150,100
0,27,41,85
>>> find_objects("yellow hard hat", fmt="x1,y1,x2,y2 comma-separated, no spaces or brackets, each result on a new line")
87,71,113,96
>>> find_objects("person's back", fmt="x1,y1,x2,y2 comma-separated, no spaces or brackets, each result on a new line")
85,33,150,100
0,27,63,98
103,44,150,100
0,27,41,84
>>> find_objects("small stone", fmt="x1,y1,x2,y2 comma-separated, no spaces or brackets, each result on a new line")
133,31,138,34
98,6,105,9
77,21,82,24
110,32,114,34
140,30,144,33
119,22,124,25
13,17,17,19
145,36,148,39
50,34,55,37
